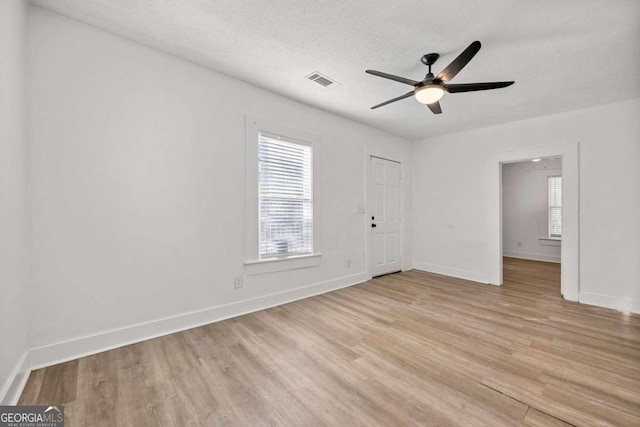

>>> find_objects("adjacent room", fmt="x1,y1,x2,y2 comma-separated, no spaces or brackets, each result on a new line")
502,158,563,298
1,0,639,425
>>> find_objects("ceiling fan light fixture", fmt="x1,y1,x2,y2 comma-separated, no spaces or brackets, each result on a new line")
414,84,445,105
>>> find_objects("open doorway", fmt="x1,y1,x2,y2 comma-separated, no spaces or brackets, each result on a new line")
501,158,562,295
488,142,579,301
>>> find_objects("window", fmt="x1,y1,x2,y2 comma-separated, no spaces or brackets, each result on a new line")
258,132,312,259
244,117,320,273
548,176,562,238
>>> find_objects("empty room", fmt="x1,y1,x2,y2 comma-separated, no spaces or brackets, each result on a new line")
1,0,639,426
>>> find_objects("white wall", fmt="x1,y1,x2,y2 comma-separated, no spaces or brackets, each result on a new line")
26,7,412,365
412,98,640,313
0,0,30,404
502,159,562,263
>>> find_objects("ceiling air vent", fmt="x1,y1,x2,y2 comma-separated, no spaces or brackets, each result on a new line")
306,71,338,87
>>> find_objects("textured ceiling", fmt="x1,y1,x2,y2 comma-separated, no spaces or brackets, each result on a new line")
31,0,640,140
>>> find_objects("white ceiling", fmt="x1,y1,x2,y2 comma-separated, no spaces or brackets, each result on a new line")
31,0,640,140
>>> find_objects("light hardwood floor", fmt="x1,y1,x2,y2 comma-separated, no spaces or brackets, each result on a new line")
19,258,640,426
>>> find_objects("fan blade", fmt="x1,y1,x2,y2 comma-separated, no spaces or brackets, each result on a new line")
366,70,419,86
435,41,481,82
371,91,414,110
371,91,415,109
445,81,514,93
427,101,442,114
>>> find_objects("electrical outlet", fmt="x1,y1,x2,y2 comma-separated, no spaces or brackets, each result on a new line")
234,277,243,289
346,257,351,268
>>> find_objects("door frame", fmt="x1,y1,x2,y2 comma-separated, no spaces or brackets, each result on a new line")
488,141,579,301
366,154,403,279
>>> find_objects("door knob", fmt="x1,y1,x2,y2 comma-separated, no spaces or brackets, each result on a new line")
371,223,377,228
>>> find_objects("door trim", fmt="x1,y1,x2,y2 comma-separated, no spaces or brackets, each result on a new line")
366,154,403,279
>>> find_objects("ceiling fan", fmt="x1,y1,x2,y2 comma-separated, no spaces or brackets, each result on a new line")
366,41,514,114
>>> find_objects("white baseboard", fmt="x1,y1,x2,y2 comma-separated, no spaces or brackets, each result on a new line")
503,250,560,263
0,351,30,405
29,272,369,370
413,262,490,284
579,292,640,314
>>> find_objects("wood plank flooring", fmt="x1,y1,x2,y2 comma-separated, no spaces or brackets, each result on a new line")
20,258,640,426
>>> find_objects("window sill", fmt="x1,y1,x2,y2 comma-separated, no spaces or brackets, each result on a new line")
539,237,561,247
244,253,322,275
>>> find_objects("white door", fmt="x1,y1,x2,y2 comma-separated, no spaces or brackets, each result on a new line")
370,156,402,277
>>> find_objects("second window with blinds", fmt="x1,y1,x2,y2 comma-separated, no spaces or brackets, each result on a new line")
548,175,562,238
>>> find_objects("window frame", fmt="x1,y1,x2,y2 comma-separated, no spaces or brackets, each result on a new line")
244,117,321,275
547,175,562,239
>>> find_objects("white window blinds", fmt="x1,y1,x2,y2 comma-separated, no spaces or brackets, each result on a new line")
258,132,313,259
548,176,562,237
